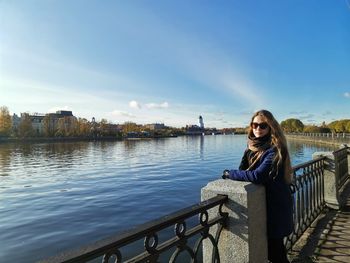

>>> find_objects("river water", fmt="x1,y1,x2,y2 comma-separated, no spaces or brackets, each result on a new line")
0,135,336,262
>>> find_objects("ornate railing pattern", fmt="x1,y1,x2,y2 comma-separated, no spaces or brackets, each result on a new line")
285,157,326,250
334,147,349,188
39,195,228,263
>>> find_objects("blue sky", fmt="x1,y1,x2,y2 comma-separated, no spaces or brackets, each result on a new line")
1,0,349,128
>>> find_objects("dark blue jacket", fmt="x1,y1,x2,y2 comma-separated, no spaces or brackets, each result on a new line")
227,147,293,238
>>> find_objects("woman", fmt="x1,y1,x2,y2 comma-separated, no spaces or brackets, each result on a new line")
222,110,293,263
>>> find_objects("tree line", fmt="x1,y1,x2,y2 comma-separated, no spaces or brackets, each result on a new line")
1,105,349,138
0,106,100,138
0,106,185,138
280,118,350,133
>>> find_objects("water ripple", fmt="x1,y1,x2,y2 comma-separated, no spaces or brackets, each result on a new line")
0,136,335,262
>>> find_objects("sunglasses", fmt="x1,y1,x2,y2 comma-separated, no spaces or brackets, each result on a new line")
251,122,269,130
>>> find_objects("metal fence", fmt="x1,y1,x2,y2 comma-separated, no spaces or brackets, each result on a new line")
39,195,228,263
287,132,350,140
334,147,349,188
286,133,350,149
285,157,326,250
285,146,349,250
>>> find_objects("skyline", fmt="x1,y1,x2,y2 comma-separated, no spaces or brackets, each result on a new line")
1,1,350,128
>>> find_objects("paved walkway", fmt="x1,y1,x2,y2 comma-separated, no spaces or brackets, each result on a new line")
313,197,350,262
291,188,350,263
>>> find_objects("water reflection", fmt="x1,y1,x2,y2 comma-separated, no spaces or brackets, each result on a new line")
287,140,336,166
200,135,204,160
183,135,206,160
123,140,137,152
0,144,12,176
0,139,337,179
44,142,90,156
288,141,305,160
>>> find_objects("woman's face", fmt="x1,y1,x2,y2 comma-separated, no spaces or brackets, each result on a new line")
251,115,270,138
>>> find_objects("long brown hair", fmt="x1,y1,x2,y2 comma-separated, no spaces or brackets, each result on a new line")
248,110,293,184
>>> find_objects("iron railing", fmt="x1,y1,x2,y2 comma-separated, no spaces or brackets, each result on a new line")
286,133,350,145
39,195,228,263
285,146,349,250
334,147,349,189
285,157,326,250
287,132,350,139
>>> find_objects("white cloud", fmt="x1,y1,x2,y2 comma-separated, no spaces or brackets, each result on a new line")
344,92,350,98
145,102,169,109
129,100,141,109
111,110,136,118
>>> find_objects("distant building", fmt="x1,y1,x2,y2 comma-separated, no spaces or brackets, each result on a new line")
55,110,73,117
43,111,75,135
99,123,122,136
15,110,76,136
27,113,46,135
12,114,21,134
47,110,73,120
186,116,205,135
199,116,204,129
145,123,165,130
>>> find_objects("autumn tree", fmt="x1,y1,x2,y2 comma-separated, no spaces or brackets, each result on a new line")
0,106,11,135
98,118,109,136
122,122,140,134
0,106,12,137
280,118,304,132
328,120,350,133
76,118,91,136
43,114,57,137
335,121,347,133
346,122,350,133
56,116,78,137
18,113,34,138
303,125,331,133
67,116,78,136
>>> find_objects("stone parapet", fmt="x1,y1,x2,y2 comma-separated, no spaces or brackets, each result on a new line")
201,179,268,263
313,152,340,209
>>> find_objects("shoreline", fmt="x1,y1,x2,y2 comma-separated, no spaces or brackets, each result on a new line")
0,136,181,144
0,136,123,144
286,135,349,147
3,134,347,147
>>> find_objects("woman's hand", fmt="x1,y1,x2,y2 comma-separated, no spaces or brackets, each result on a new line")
222,169,230,179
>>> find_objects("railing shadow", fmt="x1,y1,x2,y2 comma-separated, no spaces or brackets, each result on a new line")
290,180,350,263
312,186,350,262
290,207,337,262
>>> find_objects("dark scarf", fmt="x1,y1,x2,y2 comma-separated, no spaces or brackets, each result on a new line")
246,134,272,170
248,134,272,152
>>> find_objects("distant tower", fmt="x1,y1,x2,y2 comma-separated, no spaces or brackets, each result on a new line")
199,115,204,129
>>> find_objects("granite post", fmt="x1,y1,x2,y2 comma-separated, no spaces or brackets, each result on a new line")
201,179,268,263
340,144,350,176
313,152,340,209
